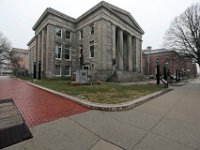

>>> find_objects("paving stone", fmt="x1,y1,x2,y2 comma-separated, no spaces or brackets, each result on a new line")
3,117,99,150
152,119,200,150
71,111,146,150
104,109,161,130
133,132,195,150
91,140,123,150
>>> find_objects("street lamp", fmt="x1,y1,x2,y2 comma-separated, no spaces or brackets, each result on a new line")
38,61,41,80
156,59,160,85
33,62,37,79
163,62,168,81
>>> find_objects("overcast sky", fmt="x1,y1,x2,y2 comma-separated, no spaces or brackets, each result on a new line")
0,0,199,50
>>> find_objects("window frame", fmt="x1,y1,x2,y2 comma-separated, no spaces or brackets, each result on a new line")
80,45,83,56
79,30,83,40
55,28,62,38
90,24,94,35
63,66,71,76
55,65,61,76
89,41,95,58
55,43,62,60
65,30,71,39
63,45,71,61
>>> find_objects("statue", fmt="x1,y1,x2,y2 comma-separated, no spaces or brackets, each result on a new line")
79,53,84,69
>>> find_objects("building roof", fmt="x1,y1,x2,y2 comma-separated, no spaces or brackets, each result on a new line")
33,7,76,30
142,48,177,55
32,1,144,34
76,1,144,34
11,48,28,54
27,36,35,46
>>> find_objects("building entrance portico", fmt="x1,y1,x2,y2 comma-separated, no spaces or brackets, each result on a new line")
114,26,137,72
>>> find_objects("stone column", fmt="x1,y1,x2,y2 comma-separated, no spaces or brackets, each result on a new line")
37,34,41,62
112,25,116,59
37,33,41,79
127,34,132,72
35,37,38,62
46,24,55,77
139,39,142,73
117,28,123,70
41,30,46,74
132,37,137,72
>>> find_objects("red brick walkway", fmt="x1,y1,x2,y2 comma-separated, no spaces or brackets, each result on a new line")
0,76,90,127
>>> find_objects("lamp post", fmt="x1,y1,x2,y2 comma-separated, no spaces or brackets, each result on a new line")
33,62,37,79
156,59,160,85
38,61,41,80
163,62,168,81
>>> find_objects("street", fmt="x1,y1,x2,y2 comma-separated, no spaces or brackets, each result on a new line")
2,77,200,150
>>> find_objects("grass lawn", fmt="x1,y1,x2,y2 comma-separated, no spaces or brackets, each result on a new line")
32,78,164,104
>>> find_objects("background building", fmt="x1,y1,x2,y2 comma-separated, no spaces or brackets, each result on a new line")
142,46,197,78
27,1,144,81
11,48,29,70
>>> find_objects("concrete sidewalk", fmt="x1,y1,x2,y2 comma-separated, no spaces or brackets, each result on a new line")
3,79,200,150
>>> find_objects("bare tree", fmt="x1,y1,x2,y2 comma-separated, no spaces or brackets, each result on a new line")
0,32,11,65
164,3,200,67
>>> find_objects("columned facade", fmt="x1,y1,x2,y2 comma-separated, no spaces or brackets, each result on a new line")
114,27,140,72
27,2,144,81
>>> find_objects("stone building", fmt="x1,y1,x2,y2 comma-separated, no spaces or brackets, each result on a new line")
27,1,144,81
142,46,197,77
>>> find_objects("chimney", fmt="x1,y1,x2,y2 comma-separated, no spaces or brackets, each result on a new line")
147,46,152,51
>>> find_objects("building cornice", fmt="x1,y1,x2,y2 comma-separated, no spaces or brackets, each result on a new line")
76,1,144,34
32,1,144,35
32,7,76,31
27,36,36,46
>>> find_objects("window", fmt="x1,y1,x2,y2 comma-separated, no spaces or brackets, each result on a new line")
66,30,71,39
79,30,83,39
55,43,62,59
56,28,62,38
112,59,116,65
82,72,86,76
55,65,61,76
63,45,71,60
91,64,95,73
90,24,94,35
63,66,71,76
90,41,94,58
80,45,83,56
84,66,88,70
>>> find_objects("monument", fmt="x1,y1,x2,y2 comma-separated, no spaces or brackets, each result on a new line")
76,53,91,84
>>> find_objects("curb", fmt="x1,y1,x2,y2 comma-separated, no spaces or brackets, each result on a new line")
170,82,186,86
27,82,173,111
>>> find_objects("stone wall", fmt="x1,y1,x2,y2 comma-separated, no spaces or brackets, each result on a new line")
108,71,144,82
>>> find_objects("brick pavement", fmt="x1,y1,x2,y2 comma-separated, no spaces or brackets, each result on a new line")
0,76,90,127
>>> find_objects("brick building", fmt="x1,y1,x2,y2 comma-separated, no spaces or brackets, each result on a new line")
27,1,144,81
11,48,29,70
142,46,197,78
